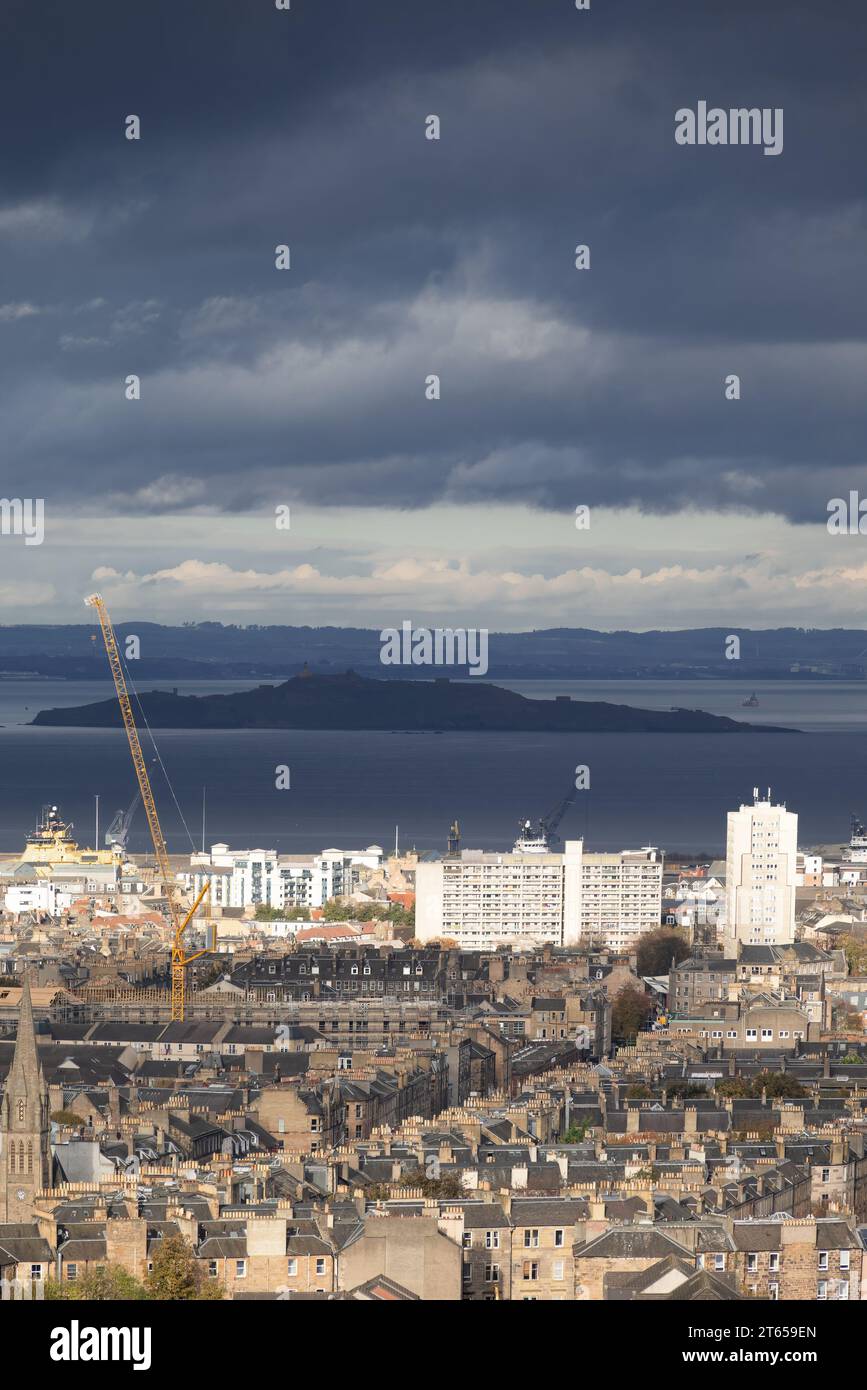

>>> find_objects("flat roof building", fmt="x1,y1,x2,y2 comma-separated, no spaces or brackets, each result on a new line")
415,842,662,951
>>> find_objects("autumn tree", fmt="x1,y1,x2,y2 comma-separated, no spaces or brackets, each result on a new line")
611,984,653,1043
842,935,867,975
715,1072,805,1100
636,928,690,977
143,1235,223,1301
51,1108,84,1127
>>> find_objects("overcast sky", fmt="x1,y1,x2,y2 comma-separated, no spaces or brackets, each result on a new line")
1,0,866,630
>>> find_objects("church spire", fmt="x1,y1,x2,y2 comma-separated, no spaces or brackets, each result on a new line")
8,972,45,1095
1,971,52,1220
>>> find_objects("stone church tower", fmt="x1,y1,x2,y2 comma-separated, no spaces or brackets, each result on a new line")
0,975,52,1220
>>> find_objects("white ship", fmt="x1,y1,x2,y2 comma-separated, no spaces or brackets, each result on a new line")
513,819,550,853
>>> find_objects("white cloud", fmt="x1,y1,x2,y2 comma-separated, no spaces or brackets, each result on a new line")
0,302,41,322
0,581,55,608
0,199,95,243
83,549,867,630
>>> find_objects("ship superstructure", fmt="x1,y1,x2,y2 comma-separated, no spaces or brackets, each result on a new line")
19,804,119,868
842,815,867,863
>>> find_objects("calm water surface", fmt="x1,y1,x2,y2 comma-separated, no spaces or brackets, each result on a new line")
0,678,862,855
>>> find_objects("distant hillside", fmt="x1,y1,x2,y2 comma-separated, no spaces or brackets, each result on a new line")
2,623,866,680
31,671,793,733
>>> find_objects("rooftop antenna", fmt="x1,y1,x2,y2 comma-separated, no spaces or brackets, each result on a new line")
202,785,206,854
394,824,399,857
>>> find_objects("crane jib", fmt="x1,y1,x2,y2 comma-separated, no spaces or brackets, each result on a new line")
85,592,210,1020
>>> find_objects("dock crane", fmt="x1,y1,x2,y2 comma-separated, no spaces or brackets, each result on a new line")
104,780,146,851
85,592,210,1020
539,782,579,848
517,780,580,850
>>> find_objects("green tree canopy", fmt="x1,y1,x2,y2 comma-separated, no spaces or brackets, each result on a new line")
322,896,414,927
46,1265,146,1301
561,1120,591,1143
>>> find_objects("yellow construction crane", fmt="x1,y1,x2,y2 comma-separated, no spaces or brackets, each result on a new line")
85,592,210,1021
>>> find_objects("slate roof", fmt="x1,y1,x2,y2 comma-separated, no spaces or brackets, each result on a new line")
604,1253,695,1300
575,1228,692,1260
0,1225,54,1267
460,1203,510,1229
510,1198,584,1227
348,1274,419,1300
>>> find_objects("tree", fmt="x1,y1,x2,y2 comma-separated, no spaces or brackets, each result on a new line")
715,1072,805,1100
611,984,653,1043
194,962,224,990
390,1170,464,1199
625,1083,653,1100
322,897,351,921
51,1108,84,1127
636,928,690,977
143,1235,223,1301
46,1265,146,1301
753,1071,806,1099
561,1120,591,1143
714,1077,752,1098
387,902,415,928
321,896,415,928
842,934,867,975
253,903,310,922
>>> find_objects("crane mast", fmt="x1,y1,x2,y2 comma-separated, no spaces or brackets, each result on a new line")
85,592,209,1020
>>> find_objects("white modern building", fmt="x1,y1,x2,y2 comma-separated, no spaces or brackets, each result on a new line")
580,849,664,951
3,883,74,916
414,840,662,951
189,844,383,912
724,788,797,950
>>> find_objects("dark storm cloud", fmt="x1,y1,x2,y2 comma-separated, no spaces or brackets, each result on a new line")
0,0,865,523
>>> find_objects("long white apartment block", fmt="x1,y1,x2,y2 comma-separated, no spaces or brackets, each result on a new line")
415,840,662,951
580,849,665,951
189,843,383,911
724,788,797,949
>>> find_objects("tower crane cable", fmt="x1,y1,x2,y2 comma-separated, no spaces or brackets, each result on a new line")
119,651,197,854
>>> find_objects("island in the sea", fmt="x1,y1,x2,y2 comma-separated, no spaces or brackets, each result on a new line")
31,670,795,733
